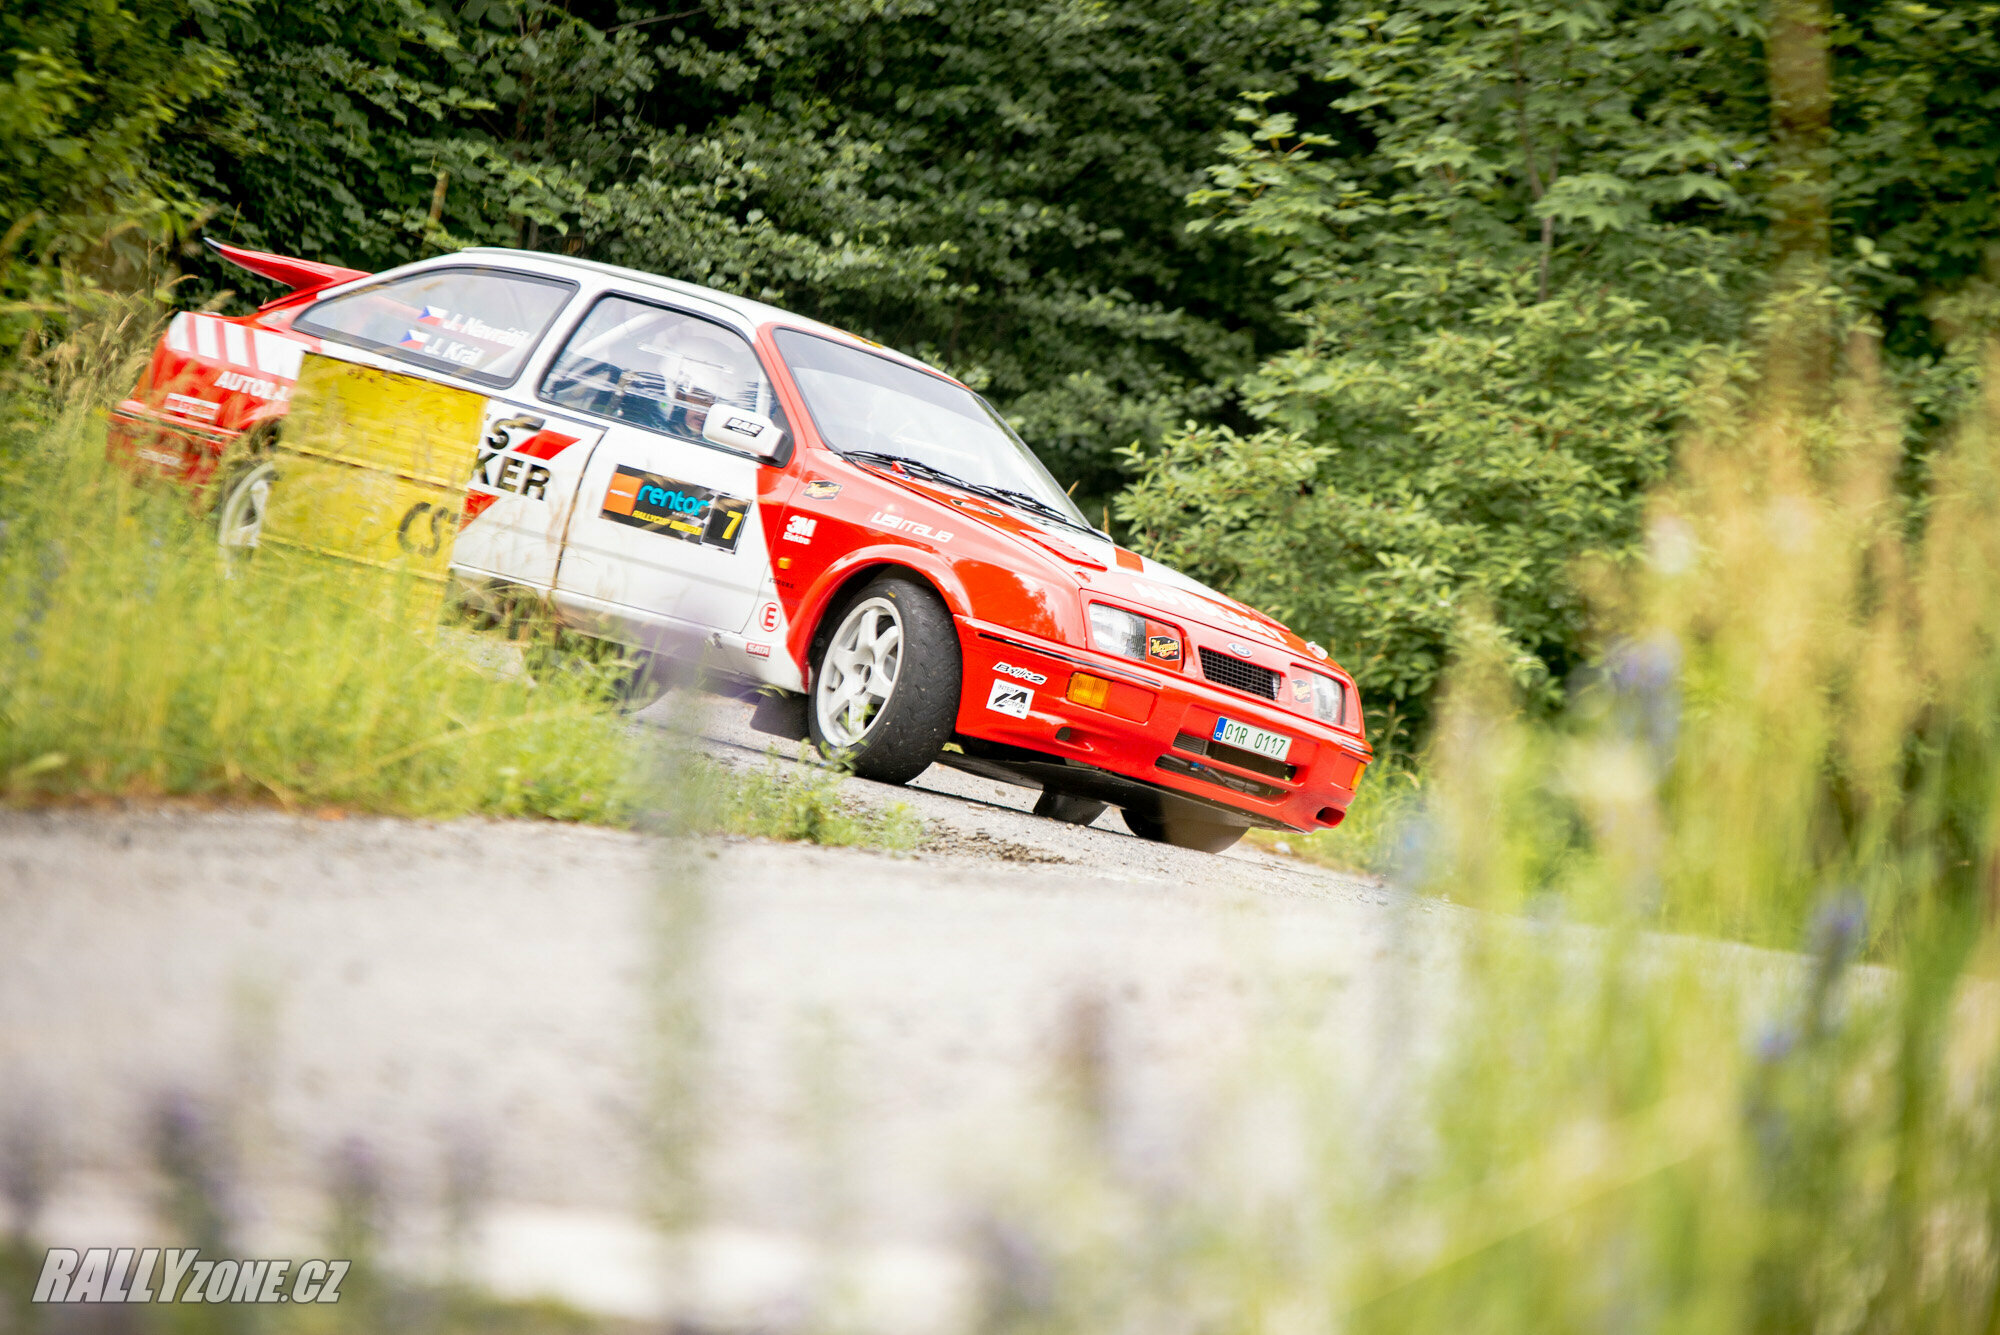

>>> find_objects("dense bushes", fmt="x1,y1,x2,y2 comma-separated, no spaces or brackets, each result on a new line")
8,0,2000,729
1122,0,2000,728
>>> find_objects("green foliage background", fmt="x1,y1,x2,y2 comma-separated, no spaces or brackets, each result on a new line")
6,0,2000,732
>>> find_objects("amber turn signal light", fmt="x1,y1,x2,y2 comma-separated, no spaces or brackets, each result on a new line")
1066,672,1155,723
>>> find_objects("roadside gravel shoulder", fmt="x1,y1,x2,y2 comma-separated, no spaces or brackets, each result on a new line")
0,699,1416,1326
681,693,1383,900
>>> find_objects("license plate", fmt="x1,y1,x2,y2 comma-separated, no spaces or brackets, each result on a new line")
1212,716,1292,762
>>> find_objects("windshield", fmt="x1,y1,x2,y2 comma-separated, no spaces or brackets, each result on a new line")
774,329,1091,530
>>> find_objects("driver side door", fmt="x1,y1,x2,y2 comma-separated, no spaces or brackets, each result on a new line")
541,294,782,641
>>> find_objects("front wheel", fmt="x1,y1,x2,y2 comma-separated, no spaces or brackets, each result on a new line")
1120,807,1246,854
809,575,961,784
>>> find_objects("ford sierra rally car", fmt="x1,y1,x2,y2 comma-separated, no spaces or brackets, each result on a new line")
109,240,1371,851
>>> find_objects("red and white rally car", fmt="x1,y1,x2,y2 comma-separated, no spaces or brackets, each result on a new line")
111,240,1370,851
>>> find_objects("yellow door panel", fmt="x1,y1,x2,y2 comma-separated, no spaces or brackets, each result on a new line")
260,353,488,583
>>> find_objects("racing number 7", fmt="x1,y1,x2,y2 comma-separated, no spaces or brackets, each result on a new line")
720,508,743,542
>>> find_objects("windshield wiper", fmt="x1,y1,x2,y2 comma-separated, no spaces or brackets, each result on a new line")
971,484,1092,532
840,449,970,491
840,449,1100,536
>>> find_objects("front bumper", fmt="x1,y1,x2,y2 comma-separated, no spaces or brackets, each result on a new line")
950,617,1370,832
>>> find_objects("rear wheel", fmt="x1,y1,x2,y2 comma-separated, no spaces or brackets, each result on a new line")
809,575,960,784
214,459,276,551
1120,807,1246,854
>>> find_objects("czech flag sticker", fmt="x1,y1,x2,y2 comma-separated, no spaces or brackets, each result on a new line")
397,329,429,350
417,305,449,326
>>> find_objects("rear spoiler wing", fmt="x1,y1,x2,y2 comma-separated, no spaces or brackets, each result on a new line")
204,237,370,295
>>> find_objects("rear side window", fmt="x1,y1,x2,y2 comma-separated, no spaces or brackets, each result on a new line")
295,266,576,387
540,295,777,448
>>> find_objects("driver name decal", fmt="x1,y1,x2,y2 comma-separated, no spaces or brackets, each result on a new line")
601,466,749,552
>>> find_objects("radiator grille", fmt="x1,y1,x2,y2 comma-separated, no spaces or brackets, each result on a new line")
1155,754,1286,800
1197,647,1280,699
1173,731,1296,783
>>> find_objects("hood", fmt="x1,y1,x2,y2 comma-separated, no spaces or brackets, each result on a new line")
904,478,1320,659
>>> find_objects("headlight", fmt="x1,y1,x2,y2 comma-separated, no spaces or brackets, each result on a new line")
1088,604,1183,666
1289,670,1348,725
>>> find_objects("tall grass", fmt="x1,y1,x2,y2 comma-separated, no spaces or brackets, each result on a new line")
963,329,2000,1333
683,745,925,850
0,303,646,821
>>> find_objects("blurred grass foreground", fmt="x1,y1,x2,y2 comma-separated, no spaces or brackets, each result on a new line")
0,305,647,820
971,324,2000,1333
0,308,922,848
11,293,2000,1333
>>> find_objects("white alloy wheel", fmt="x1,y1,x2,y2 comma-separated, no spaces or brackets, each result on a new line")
815,595,905,747
216,460,276,550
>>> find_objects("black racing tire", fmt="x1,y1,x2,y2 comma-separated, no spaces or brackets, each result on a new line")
808,574,961,785
1120,806,1247,854
1034,791,1108,826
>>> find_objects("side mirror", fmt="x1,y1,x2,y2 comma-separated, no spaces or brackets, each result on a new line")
703,408,788,462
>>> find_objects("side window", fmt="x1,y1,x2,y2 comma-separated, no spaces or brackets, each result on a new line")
541,296,777,450
294,267,576,387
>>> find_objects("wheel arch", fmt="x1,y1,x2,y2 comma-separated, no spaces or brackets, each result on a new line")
794,552,967,682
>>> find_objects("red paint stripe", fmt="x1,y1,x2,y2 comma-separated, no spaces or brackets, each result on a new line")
515,430,578,461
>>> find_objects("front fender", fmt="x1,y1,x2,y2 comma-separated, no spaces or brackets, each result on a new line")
789,541,976,670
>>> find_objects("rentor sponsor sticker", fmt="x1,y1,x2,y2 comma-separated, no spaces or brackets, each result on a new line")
600,465,749,551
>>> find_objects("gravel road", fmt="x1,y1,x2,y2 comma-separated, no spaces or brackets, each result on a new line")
0,694,1457,1328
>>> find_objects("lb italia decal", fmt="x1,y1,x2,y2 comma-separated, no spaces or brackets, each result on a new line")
600,466,750,552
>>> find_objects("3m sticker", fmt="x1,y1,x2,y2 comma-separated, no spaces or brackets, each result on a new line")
600,466,749,551
986,679,1033,718
802,479,841,500
783,515,816,545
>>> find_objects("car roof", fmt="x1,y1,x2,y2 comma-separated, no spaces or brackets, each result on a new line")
451,247,948,382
